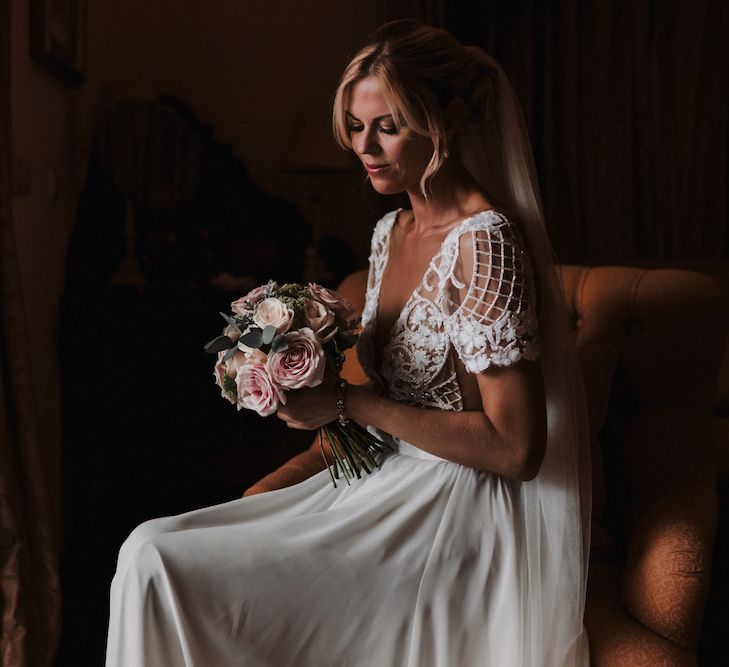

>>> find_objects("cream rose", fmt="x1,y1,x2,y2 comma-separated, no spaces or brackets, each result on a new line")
303,298,337,342
265,327,325,390
235,361,284,416
253,297,294,335
236,332,268,363
223,324,241,344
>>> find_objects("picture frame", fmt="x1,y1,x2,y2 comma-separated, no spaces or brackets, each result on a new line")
30,0,86,85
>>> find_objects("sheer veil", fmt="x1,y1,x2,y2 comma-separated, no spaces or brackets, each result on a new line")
459,47,592,664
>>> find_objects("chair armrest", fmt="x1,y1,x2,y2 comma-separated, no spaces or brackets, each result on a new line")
586,562,698,666
619,412,717,649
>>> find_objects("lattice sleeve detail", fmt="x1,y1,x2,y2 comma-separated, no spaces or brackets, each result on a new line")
442,218,540,373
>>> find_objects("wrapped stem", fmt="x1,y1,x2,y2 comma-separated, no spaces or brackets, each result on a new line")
320,422,391,487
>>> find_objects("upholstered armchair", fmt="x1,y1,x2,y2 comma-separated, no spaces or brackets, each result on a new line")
246,265,727,665
560,266,726,665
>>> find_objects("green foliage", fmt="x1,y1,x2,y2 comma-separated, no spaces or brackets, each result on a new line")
262,325,277,345
276,283,308,299
204,335,235,353
219,311,241,331
240,328,263,348
334,330,358,351
222,374,237,402
271,335,289,353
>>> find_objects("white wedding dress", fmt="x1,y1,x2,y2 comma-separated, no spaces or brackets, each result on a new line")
106,209,588,666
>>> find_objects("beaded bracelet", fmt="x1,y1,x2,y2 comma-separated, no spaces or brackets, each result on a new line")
336,378,350,427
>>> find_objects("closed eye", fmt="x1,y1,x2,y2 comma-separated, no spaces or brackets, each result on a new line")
345,111,400,136
346,124,399,136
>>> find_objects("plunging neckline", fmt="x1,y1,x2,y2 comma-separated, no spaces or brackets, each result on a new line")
371,207,498,370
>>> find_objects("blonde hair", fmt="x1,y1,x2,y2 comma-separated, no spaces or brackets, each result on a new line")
332,20,496,197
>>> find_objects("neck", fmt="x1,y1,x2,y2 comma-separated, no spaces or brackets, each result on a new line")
404,158,491,235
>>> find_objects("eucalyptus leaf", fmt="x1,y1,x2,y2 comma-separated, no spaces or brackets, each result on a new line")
335,330,358,350
204,335,235,353
240,328,263,348
222,345,238,363
262,325,277,345
219,311,241,332
271,335,289,353
324,347,339,371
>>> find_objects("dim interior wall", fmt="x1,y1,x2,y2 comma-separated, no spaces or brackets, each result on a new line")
10,0,78,537
77,0,390,263
10,1,393,539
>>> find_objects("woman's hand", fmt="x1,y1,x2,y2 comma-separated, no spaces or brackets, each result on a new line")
276,373,339,430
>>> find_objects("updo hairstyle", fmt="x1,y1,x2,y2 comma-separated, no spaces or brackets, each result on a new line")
332,19,497,196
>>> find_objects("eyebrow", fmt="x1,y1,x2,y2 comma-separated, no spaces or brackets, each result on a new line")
345,111,395,123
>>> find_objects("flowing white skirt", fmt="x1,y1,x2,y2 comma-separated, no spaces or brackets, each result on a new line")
106,440,580,666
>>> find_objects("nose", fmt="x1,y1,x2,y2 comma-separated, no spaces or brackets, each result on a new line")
352,127,380,157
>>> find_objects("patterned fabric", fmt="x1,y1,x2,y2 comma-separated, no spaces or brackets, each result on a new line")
357,209,540,411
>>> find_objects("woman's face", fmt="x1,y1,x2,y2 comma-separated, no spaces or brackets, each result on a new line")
346,75,435,196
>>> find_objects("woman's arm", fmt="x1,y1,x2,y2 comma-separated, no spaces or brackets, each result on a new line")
243,441,328,496
276,358,547,482
353,361,545,480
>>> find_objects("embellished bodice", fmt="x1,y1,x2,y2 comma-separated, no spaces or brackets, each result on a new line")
357,209,540,412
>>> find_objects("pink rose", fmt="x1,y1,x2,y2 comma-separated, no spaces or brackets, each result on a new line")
214,346,266,397
213,355,230,394
231,282,279,315
265,327,325,390
253,297,294,335
235,361,284,416
303,298,337,342
308,283,357,326
214,349,249,405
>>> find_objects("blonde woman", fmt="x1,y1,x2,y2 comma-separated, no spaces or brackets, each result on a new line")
107,20,591,666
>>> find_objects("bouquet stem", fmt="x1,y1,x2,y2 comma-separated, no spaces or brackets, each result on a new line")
319,422,393,488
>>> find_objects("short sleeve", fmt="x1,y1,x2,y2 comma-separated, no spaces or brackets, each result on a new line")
443,217,540,373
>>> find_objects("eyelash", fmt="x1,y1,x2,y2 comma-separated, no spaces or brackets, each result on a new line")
346,124,399,136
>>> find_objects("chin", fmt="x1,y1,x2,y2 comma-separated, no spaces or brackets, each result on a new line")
368,177,408,197
370,183,404,196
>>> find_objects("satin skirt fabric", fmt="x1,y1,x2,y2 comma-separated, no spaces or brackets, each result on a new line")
106,442,573,666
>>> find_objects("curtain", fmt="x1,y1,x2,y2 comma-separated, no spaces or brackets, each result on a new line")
0,1,61,664
445,0,729,262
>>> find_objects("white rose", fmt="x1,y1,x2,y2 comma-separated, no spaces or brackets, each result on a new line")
253,297,294,335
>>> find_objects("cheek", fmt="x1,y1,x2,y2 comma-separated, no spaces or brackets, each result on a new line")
397,136,433,167
396,147,433,182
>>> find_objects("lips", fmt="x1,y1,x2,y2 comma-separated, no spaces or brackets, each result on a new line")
365,163,389,175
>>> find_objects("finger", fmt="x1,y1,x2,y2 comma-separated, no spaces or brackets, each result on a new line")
287,418,320,430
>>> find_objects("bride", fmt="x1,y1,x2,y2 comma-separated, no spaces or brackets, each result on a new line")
106,19,591,666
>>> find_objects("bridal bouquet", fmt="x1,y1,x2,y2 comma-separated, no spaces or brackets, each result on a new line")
204,280,389,486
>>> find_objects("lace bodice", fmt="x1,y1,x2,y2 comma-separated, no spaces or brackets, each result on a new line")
357,208,540,412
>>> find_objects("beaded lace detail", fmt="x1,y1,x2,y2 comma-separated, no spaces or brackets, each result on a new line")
357,209,540,412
